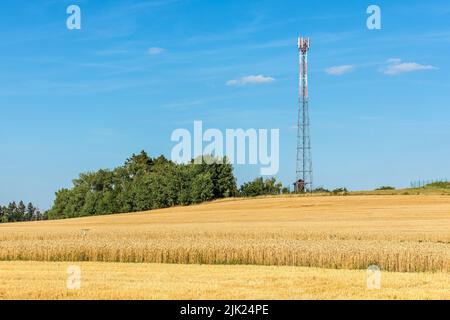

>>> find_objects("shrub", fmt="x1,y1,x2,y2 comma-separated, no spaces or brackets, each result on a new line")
239,177,285,197
376,186,396,191
332,188,348,195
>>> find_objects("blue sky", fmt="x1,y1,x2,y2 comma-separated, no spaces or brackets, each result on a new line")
1,0,449,209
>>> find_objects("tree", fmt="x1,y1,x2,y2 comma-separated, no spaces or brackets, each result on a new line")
281,187,291,194
0,206,5,223
195,156,237,199
0,201,41,223
17,201,26,221
240,178,265,197
7,202,17,222
239,177,284,197
39,210,47,220
47,189,72,220
26,202,36,221
191,171,214,203
125,150,153,177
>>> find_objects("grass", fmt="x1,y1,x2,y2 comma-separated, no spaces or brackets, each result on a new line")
351,187,450,196
1,195,450,272
1,261,449,300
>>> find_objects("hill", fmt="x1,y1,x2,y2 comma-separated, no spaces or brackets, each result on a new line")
1,194,450,299
1,194,449,272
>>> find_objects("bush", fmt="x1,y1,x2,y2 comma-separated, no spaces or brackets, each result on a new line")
239,177,286,197
376,186,396,191
281,187,291,194
424,182,450,189
332,188,348,195
312,187,330,193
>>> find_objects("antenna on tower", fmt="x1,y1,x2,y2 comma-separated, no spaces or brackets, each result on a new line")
294,36,313,193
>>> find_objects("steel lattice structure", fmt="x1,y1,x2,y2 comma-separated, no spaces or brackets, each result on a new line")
295,37,313,193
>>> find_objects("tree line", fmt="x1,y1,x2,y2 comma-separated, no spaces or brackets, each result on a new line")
0,201,46,223
47,151,238,219
1,151,290,223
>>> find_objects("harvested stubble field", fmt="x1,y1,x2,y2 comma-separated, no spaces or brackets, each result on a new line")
1,195,450,273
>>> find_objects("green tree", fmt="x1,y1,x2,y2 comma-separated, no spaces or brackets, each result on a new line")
7,201,18,222
240,177,284,197
26,202,35,221
281,187,291,194
0,206,5,223
17,201,26,221
191,171,214,203
47,189,72,219
125,150,153,177
195,156,237,198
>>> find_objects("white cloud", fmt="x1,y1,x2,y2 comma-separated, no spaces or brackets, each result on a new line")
226,75,275,86
384,58,437,75
386,58,402,64
325,65,354,75
148,47,165,55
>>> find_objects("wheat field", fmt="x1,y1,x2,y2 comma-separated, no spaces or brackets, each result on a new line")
1,195,450,272
1,261,449,300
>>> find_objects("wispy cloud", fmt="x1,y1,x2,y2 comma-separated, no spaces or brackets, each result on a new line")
183,16,356,46
148,47,165,55
325,65,355,76
384,58,437,75
226,75,275,86
75,0,182,41
162,99,205,109
161,93,240,110
94,48,131,56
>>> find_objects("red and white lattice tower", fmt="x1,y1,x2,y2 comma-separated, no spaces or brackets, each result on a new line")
295,37,313,193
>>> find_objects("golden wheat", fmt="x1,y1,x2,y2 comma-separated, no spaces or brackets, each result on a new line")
1,261,449,300
1,195,449,272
